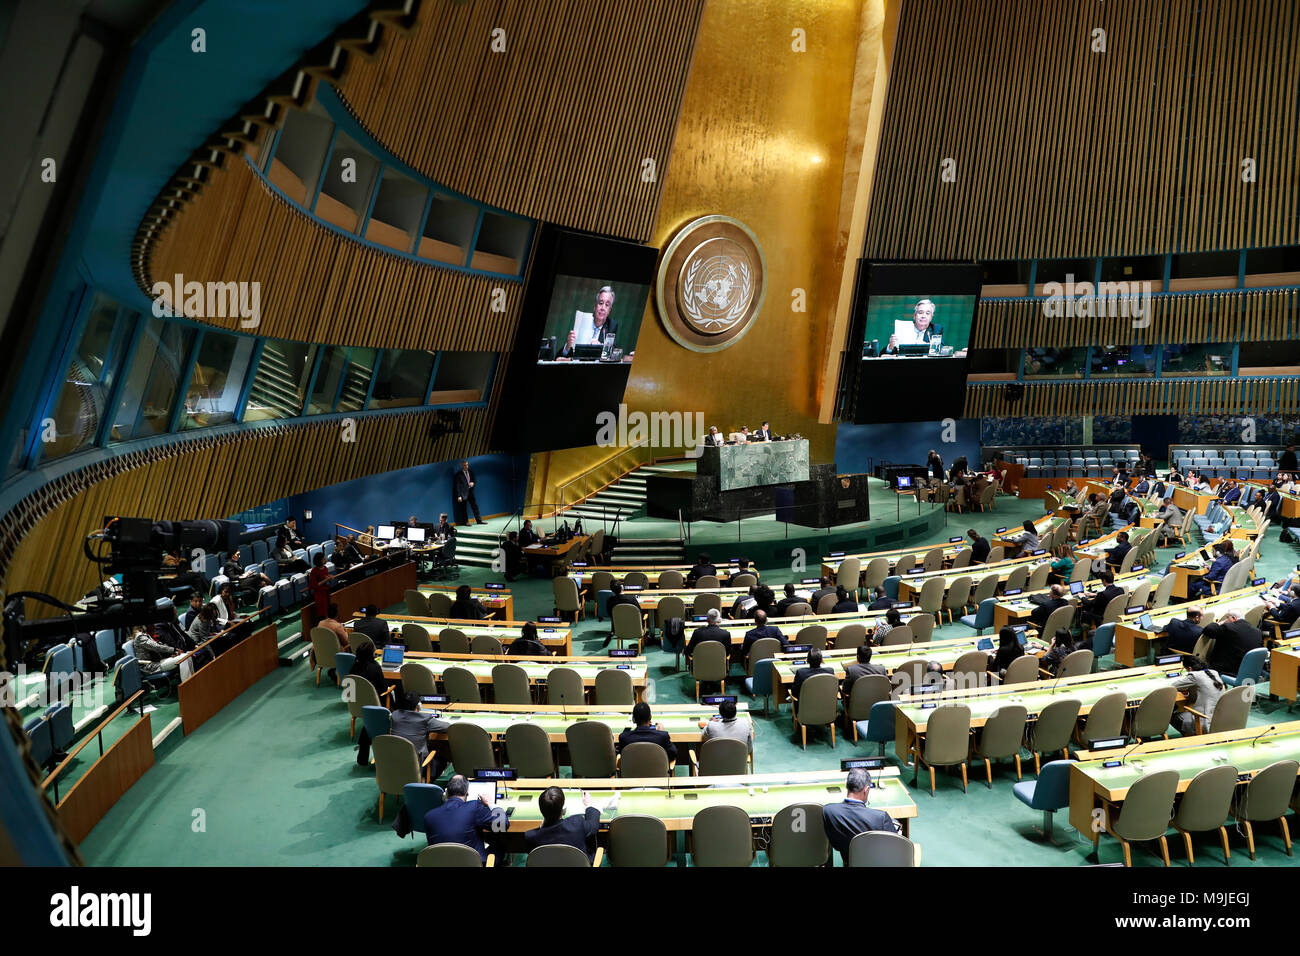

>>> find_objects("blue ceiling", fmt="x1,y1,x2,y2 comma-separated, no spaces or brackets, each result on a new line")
78,0,370,312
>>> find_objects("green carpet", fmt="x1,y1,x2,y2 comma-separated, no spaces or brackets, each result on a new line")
79,487,1300,867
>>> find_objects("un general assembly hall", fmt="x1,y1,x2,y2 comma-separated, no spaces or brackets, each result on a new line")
2,0,1299,919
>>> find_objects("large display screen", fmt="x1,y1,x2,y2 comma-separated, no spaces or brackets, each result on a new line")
492,226,658,453
843,261,982,423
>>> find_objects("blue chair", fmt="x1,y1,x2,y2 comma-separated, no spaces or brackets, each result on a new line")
361,706,392,760
250,540,268,563
201,552,220,583
114,658,143,712
336,652,356,678
43,644,75,704
960,597,996,635
307,544,324,566
404,783,446,835
209,574,230,598
276,578,295,610
257,585,280,618
291,572,309,603
263,558,279,581
1091,622,1116,657
1224,647,1268,687
858,700,898,757
743,657,774,715
595,589,613,621
882,575,902,601
24,713,55,769
293,548,309,568
94,629,117,665
1013,759,1074,838
120,642,136,660
45,703,74,754
323,540,336,557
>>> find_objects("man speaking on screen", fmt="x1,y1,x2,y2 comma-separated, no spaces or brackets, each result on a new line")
886,298,943,353
560,285,617,358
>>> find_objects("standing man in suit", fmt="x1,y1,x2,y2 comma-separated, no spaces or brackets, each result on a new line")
454,460,484,525
524,787,606,862
1164,606,1203,653
423,775,498,861
755,421,775,442
1281,444,1299,473
822,769,901,864
617,702,678,764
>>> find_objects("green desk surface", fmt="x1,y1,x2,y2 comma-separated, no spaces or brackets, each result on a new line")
423,709,752,739
898,556,1041,586
1077,728,1300,794
392,657,646,680
498,776,915,825
1117,587,1265,630
347,617,567,639
771,638,1049,679
821,543,964,571
997,573,1158,613
896,667,1184,729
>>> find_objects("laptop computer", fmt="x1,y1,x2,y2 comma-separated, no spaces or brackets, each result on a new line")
382,644,404,666
466,780,497,804
1069,581,1085,596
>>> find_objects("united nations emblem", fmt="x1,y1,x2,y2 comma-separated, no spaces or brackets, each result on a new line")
656,216,766,352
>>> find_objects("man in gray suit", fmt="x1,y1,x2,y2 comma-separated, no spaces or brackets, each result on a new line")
821,769,901,864
700,698,754,754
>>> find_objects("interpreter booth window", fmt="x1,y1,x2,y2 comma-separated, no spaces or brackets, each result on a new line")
337,347,377,413
307,345,349,414
1160,343,1230,377
180,332,255,429
430,351,493,403
369,349,435,409
244,340,317,421
1089,344,1155,377
41,293,132,461
109,318,195,441
1022,347,1086,378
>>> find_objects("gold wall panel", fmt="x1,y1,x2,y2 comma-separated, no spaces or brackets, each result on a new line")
2,406,493,619
146,160,522,349
866,0,1300,260
336,0,708,241
620,0,877,465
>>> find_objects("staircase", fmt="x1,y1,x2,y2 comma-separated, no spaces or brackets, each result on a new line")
576,464,687,564
246,341,305,419
453,525,501,570
561,469,649,524
608,537,686,564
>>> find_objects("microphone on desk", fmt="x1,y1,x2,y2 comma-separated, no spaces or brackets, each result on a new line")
1250,725,1278,747
1117,734,1147,765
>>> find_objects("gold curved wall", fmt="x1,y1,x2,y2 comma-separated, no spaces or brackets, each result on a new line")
336,0,707,241
622,0,882,463
146,159,522,348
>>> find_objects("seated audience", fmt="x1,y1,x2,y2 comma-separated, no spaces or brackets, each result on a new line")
423,775,496,862
448,584,487,620
507,621,551,657
792,648,834,699
524,786,604,862
822,769,901,864
700,698,754,754
617,702,677,763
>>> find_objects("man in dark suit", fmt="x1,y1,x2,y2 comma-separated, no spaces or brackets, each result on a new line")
741,609,786,659
809,577,836,610
423,775,497,861
755,421,775,442
1078,571,1122,626
866,586,896,611
501,531,524,582
1189,542,1236,598
792,648,834,699
617,702,677,763
1265,487,1284,522
523,787,603,862
1204,612,1263,676
283,516,305,549
1265,585,1300,627
968,529,990,564
1221,482,1242,505
822,769,901,864
603,582,643,648
775,583,803,616
390,692,451,776
685,608,730,663
1030,584,1072,629
1164,607,1203,653
518,518,541,548
351,604,391,647
843,644,888,695
1104,532,1133,571
454,460,483,524
687,552,717,584
704,426,724,446
1281,444,1299,473
831,586,859,614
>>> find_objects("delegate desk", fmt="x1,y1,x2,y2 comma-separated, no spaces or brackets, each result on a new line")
1068,721,1300,854
572,563,761,588
1071,524,1146,564
992,570,1158,631
1267,635,1300,703
686,606,918,657
696,439,810,491
1172,485,1215,516
991,513,1060,552
422,703,753,763
495,767,917,841
894,665,1188,772
768,635,1051,707
382,651,647,701
896,554,1043,603
820,541,968,581
348,616,573,656
1111,586,1267,667
419,585,513,620
523,534,590,572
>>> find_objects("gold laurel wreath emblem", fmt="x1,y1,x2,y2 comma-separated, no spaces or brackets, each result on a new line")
681,254,753,332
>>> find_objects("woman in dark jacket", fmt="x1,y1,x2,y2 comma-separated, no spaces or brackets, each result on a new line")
987,626,1024,676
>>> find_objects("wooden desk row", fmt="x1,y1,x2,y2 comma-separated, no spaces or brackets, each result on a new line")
1111,586,1269,666
348,616,574,656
